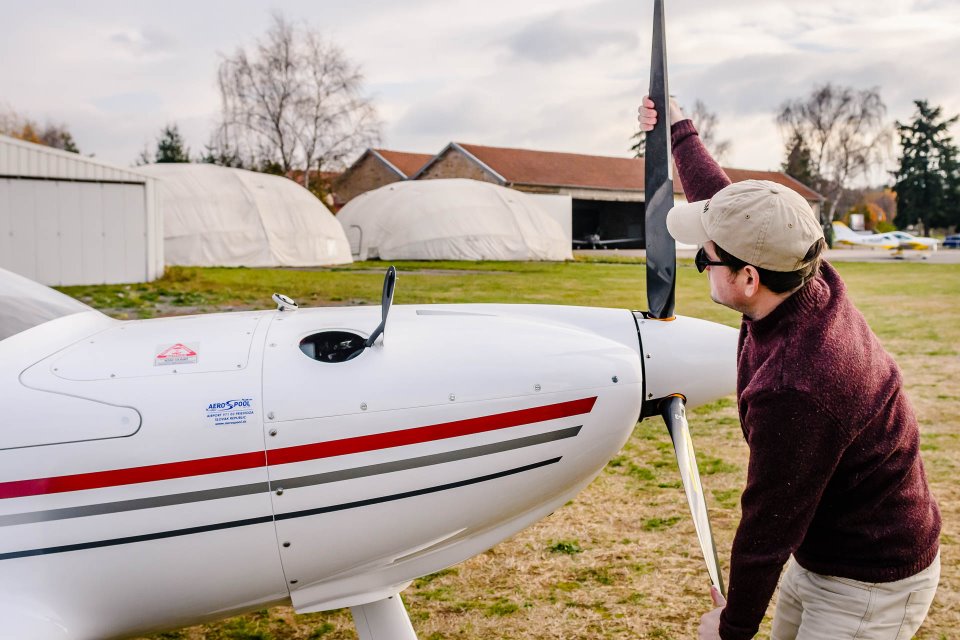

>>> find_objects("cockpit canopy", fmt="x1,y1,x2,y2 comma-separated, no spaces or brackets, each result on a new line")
0,267,98,341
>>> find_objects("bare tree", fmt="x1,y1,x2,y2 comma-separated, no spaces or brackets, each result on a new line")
215,14,380,192
777,84,891,223
688,100,731,164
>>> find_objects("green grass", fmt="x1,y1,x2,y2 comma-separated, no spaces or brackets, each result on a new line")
58,258,744,325
71,257,958,640
547,540,583,555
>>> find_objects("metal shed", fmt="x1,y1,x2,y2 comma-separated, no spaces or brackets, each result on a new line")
0,135,162,286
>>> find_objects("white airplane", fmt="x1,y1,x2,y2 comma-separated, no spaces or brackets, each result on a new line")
0,264,735,640
1,3,735,638
832,221,939,252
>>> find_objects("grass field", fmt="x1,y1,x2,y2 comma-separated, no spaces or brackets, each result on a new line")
60,256,959,640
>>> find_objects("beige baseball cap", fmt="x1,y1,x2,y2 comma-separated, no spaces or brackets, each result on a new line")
666,180,824,271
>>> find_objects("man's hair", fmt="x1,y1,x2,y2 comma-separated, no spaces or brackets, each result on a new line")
715,239,826,294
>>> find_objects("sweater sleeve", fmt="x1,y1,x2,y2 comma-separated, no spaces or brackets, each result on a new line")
718,389,847,640
670,119,731,202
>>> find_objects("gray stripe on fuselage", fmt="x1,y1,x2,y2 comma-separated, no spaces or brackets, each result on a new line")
0,426,581,526
276,425,581,491
0,482,272,527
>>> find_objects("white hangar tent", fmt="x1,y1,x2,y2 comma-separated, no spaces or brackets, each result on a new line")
0,134,162,286
337,179,572,261
139,163,352,267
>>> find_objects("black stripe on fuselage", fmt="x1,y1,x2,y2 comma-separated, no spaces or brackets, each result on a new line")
0,426,581,527
0,457,563,561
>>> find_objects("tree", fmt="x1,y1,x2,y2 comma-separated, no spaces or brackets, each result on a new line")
200,136,245,168
781,130,816,188
155,124,191,163
777,83,891,225
688,100,731,163
631,99,731,162
861,187,897,224
0,105,79,153
841,201,886,231
892,100,960,234
135,124,191,165
214,13,380,191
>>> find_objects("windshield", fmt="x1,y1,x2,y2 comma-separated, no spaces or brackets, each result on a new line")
0,267,98,342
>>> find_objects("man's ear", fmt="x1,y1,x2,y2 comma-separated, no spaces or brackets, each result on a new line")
742,266,761,297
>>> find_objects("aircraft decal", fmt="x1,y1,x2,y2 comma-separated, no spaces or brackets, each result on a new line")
205,398,254,427
0,397,597,500
0,457,562,562
0,425,582,528
154,343,199,366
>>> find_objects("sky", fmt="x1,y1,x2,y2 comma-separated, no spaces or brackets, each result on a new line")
3,0,959,178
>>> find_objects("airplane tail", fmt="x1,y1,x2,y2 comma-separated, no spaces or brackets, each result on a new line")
831,221,860,243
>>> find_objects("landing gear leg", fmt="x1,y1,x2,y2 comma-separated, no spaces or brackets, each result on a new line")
351,593,418,640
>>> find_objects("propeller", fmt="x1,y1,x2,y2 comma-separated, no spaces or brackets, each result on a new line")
644,0,676,321
644,0,726,598
661,396,726,596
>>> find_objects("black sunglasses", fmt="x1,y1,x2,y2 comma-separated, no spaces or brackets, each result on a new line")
695,247,729,273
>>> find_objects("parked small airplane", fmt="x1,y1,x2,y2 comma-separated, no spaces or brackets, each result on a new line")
832,221,939,252
572,233,644,249
0,2,732,638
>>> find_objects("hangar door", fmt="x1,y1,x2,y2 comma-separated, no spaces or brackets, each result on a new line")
572,200,645,249
0,178,148,286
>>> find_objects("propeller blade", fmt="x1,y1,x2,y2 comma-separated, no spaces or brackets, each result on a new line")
644,0,676,319
660,394,726,597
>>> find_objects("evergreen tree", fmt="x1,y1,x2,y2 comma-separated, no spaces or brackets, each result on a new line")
781,131,817,189
155,124,191,163
893,100,960,234
200,141,244,169
630,129,645,158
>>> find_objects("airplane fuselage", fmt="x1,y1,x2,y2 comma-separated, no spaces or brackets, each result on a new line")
0,302,735,639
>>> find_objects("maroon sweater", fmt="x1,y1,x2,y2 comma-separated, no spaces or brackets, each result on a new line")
671,120,941,640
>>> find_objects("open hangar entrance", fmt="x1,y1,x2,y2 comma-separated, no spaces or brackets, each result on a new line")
572,199,645,249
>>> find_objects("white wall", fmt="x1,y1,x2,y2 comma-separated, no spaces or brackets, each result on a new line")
0,178,161,286
0,135,162,285
528,193,572,245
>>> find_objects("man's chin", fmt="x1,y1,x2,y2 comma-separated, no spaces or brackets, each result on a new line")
711,294,747,315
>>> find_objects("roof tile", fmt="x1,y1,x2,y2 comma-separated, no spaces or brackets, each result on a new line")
453,142,822,201
375,149,434,177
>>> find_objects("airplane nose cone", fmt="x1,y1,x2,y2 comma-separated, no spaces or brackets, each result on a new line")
635,314,738,409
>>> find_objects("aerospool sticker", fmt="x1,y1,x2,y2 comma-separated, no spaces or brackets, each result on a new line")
155,343,199,366
206,398,254,427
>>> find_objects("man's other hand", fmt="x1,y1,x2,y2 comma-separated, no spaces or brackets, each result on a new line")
698,585,726,640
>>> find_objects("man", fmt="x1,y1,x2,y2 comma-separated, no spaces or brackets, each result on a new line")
638,97,941,640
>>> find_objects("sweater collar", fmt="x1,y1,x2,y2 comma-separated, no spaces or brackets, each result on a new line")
742,261,839,337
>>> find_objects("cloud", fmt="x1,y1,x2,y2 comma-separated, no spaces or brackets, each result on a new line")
109,27,177,59
3,0,958,172
503,12,638,64
92,91,164,114
393,90,500,142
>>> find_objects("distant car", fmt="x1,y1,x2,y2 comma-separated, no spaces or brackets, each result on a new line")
944,234,960,249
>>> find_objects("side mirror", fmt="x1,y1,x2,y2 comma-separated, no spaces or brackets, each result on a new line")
365,266,396,348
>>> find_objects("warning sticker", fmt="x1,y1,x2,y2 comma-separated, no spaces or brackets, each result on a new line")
155,343,199,366
206,398,254,427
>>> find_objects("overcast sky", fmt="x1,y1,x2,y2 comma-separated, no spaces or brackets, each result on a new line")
3,0,958,177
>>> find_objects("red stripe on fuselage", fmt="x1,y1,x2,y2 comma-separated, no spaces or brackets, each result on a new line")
0,397,597,500
267,396,597,466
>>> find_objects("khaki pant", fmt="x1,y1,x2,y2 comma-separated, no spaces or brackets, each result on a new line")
771,553,940,640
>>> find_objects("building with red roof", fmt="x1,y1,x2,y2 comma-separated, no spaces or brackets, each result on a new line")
337,142,823,249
